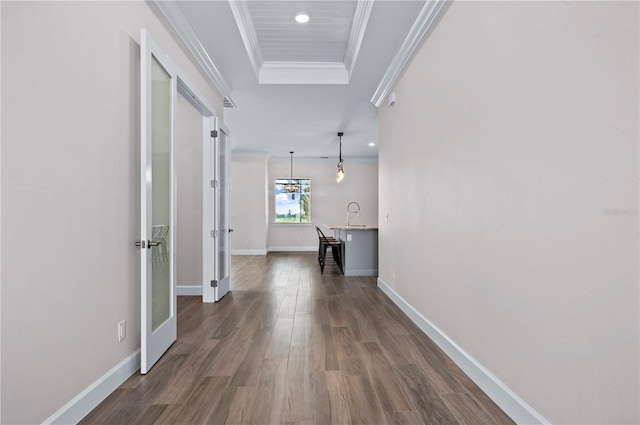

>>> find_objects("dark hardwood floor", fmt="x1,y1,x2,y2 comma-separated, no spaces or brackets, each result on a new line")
80,252,515,425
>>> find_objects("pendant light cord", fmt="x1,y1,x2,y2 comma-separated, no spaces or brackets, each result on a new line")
290,151,294,182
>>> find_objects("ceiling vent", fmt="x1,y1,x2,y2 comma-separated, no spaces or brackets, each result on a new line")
223,96,236,108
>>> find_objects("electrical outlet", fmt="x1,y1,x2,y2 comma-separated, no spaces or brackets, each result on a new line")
118,320,126,342
347,234,352,242
392,269,396,280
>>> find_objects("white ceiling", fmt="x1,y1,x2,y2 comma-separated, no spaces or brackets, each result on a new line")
249,1,357,63
171,0,427,159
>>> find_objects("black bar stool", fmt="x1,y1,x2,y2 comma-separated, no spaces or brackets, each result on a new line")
315,226,344,274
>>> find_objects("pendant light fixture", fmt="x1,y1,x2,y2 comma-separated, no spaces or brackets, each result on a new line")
336,132,345,183
283,151,300,199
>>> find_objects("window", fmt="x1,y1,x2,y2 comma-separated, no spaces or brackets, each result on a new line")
274,178,311,223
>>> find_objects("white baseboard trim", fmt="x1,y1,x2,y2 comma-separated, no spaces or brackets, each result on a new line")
43,350,140,425
268,246,317,252
176,285,203,296
376,278,550,425
344,269,378,277
231,249,267,255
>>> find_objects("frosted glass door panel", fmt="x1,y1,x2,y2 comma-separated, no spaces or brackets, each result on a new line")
151,56,171,332
218,129,229,281
213,122,230,301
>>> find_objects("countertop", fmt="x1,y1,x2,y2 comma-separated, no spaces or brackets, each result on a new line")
324,224,379,230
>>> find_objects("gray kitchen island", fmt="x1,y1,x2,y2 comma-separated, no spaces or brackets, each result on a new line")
324,225,378,276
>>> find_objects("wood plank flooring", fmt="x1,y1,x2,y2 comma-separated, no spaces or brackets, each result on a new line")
80,252,515,425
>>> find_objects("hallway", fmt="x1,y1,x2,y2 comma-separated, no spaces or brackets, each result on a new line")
81,253,514,424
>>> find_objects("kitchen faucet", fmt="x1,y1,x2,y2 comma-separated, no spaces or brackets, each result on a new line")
347,201,361,227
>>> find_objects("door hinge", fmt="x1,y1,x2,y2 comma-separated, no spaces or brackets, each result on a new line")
211,280,218,288
211,130,218,138
211,180,218,188
211,230,218,238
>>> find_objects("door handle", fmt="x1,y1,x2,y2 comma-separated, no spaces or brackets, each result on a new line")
148,240,161,247
228,228,234,233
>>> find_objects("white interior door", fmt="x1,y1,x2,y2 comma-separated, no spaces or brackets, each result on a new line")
202,119,216,303
214,120,231,301
139,29,177,374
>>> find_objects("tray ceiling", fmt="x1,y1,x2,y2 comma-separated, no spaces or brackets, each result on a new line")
229,0,373,84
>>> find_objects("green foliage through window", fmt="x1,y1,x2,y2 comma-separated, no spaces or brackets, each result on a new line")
275,178,311,223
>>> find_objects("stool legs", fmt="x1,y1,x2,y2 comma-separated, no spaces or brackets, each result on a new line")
318,244,329,274
331,245,344,274
317,240,343,275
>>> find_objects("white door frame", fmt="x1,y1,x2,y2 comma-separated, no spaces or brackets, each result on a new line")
174,80,218,305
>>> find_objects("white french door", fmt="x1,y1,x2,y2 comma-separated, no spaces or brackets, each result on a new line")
202,119,231,303
214,120,231,301
139,29,178,374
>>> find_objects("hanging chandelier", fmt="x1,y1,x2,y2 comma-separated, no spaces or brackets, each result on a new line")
282,151,300,199
336,132,345,182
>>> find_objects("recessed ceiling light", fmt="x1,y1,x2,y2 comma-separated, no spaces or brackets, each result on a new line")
295,12,310,23
368,142,376,147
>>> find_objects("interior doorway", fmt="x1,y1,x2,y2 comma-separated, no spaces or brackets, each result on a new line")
175,92,204,295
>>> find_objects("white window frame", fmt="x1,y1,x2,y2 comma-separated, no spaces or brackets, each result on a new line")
273,177,312,225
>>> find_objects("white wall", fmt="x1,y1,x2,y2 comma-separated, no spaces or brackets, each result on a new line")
176,94,203,287
0,1,223,423
378,2,638,424
268,158,378,250
230,154,269,254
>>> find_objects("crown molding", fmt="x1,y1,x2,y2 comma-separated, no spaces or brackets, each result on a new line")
344,0,375,80
149,0,232,97
260,62,349,85
228,0,263,79
370,0,448,107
